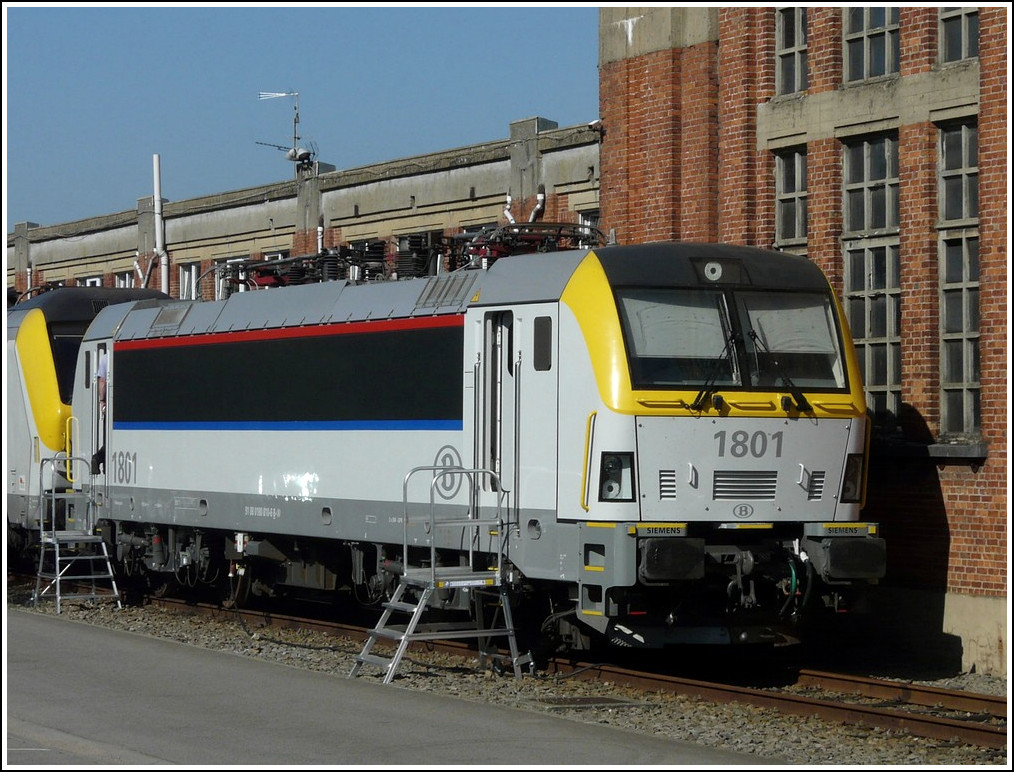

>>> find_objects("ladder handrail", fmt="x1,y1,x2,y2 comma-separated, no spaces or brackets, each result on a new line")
401,465,506,587
37,454,94,540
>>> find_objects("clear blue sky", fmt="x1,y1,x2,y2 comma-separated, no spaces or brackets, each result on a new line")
4,4,601,233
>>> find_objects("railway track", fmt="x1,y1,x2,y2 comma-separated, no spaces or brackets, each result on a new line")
10,573,1006,751
163,593,1007,751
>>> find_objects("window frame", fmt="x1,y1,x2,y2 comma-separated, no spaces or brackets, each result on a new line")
939,7,979,64
938,122,979,225
843,134,899,236
937,119,981,440
774,147,808,245
843,239,903,432
775,7,809,96
844,7,900,83
178,262,201,300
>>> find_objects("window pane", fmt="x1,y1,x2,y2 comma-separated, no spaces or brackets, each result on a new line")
943,291,963,333
870,392,887,417
944,177,963,220
800,51,808,89
781,9,795,46
891,342,901,382
968,13,979,57
870,138,887,178
942,17,962,61
870,33,886,76
848,190,865,230
848,39,864,81
779,201,796,239
848,298,866,337
871,248,887,289
871,343,887,383
848,7,864,34
968,238,979,281
944,241,963,283
870,295,887,336
967,172,978,217
871,187,886,228
943,129,962,169
847,144,864,183
971,344,980,381
943,391,963,432
781,155,796,191
968,288,979,332
848,252,866,292
870,7,885,28
780,58,795,93
944,339,963,382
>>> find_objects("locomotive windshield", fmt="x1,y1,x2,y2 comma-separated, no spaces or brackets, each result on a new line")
616,288,847,391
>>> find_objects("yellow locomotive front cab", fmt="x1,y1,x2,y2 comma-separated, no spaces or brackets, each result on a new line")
558,242,884,646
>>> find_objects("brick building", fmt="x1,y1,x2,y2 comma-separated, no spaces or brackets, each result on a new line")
7,7,1008,674
598,6,1007,674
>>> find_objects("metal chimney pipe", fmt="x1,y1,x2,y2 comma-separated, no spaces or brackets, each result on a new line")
154,154,168,294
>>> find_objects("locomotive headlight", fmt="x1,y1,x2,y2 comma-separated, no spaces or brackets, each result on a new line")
599,452,635,502
840,453,864,503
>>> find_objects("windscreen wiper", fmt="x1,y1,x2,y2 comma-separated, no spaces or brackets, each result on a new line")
691,333,740,411
748,329,812,412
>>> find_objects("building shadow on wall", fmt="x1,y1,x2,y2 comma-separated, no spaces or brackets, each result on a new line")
801,404,965,678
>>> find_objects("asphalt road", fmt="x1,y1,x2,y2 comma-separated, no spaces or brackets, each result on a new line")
5,609,781,766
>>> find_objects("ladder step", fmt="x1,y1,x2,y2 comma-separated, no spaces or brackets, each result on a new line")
355,653,394,669
45,531,104,543
367,627,407,641
401,567,500,588
383,600,419,614
396,627,515,642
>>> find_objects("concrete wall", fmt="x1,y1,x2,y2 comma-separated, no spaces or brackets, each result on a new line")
6,118,601,298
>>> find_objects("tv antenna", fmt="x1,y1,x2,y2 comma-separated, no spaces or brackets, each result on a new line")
257,91,316,164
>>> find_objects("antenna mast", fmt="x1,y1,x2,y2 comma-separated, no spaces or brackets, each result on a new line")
258,90,300,153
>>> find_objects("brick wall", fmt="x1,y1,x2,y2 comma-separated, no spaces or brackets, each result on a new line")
599,7,1007,599
717,8,770,245
601,43,725,245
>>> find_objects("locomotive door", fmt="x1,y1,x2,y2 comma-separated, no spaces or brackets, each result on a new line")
88,343,109,488
482,310,517,499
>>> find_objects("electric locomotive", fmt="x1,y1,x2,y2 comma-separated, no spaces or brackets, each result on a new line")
7,229,885,651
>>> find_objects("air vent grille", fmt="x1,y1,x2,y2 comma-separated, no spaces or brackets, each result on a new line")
713,470,777,500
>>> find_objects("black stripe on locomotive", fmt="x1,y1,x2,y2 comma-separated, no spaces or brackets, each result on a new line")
112,320,464,426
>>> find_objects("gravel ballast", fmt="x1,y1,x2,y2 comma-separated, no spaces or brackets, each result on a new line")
7,592,1007,767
